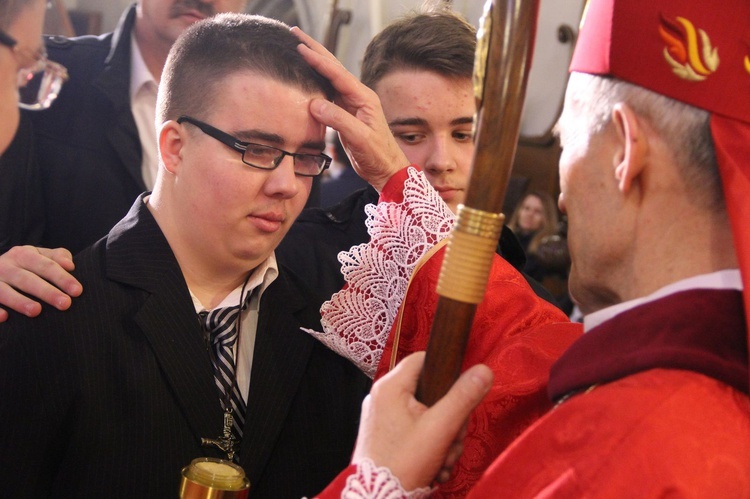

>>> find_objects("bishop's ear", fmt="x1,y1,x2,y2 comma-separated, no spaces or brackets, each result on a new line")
611,103,648,194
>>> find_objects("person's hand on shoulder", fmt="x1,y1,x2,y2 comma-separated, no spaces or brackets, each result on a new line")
292,27,409,192
0,245,83,322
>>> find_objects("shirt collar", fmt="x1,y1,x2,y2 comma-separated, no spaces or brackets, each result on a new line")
191,254,280,313
129,35,158,101
584,269,743,332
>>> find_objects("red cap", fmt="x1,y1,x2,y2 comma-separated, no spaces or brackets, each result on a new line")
570,0,750,380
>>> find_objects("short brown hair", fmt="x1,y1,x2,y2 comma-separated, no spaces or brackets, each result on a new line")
361,9,476,90
157,13,334,124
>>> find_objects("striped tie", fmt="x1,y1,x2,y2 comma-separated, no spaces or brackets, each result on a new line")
201,298,249,441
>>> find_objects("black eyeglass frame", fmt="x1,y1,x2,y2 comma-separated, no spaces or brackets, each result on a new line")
177,115,332,177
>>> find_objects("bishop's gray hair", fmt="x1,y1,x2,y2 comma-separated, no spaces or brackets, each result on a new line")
567,72,722,211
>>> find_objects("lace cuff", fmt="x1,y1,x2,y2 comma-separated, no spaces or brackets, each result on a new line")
303,167,455,378
341,458,433,499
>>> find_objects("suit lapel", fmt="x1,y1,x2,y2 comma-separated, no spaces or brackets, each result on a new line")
106,196,224,453
93,5,147,192
239,270,317,480
134,287,224,451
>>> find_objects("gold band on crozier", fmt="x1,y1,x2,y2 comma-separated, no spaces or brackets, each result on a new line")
436,206,505,304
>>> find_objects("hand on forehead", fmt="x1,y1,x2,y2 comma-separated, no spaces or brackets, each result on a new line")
291,27,409,191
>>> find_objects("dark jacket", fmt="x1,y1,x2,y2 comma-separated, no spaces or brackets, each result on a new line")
0,195,371,498
0,114,44,250
0,5,144,255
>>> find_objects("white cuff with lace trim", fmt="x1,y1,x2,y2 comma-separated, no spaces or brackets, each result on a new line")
340,458,433,499
302,168,455,378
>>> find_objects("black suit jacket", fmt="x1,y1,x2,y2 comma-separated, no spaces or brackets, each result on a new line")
0,195,370,497
0,5,144,255
319,167,370,208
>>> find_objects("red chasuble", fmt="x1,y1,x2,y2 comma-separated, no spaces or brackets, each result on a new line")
377,250,581,498
373,170,582,498
468,289,750,498
314,166,582,497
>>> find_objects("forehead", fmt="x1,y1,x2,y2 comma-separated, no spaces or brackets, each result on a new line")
523,195,544,207
374,70,474,117
206,71,326,141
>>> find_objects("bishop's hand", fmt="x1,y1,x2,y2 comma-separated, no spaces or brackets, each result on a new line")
292,27,409,192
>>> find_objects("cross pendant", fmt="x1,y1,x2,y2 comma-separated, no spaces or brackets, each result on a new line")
201,410,239,461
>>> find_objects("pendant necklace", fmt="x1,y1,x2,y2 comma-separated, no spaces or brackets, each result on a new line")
200,276,252,462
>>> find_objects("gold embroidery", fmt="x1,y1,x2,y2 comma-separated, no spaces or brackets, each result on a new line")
659,14,719,81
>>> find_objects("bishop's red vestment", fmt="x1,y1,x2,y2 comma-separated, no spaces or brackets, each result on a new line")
308,167,581,497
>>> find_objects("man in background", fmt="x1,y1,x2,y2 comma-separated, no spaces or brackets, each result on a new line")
0,0,62,152
290,12,579,497
277,8,553,306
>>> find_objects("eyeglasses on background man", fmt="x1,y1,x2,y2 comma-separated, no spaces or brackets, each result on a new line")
0,29,68,110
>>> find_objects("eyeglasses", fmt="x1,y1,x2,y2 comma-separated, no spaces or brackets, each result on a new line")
0,30,68,110
177,116,332,177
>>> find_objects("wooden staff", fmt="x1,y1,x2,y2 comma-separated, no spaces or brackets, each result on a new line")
416,0,540,406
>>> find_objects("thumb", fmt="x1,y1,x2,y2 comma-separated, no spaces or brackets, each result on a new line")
430,364,493,428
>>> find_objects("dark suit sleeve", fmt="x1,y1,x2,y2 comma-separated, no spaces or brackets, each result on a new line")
0,318,69,496
0,113,45,253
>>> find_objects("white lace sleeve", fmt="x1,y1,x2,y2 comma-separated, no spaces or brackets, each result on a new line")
302,167,455,378
340,458,433,499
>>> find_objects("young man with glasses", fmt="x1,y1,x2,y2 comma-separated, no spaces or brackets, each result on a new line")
0,0,247,323
0,14,370,497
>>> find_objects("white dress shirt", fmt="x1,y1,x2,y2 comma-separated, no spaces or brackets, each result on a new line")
190,256,280,402
130,35,160,190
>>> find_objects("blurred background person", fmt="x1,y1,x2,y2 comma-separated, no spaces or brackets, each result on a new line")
319,128,369,207
508,190,572,312
508,190,560,271
0,0,75,323
0,0,66,153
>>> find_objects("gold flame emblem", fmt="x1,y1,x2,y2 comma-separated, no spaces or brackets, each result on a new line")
658,14,719,81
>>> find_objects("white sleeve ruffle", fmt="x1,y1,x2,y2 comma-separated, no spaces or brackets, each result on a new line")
340,458,433,499
302,168,455,378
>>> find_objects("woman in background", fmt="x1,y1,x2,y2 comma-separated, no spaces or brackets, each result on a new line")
509,191,559,277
